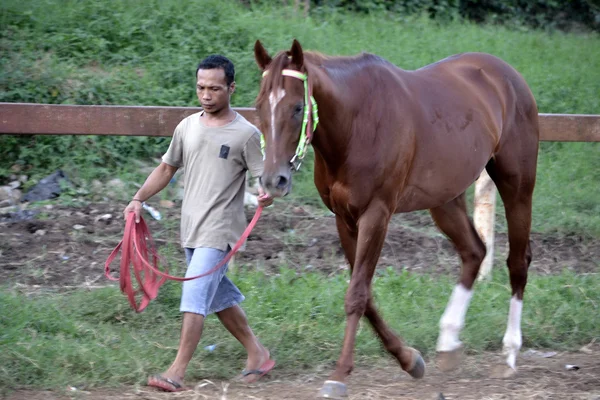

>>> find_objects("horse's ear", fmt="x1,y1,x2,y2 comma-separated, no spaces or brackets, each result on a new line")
290,39,304,69
254,40,272,71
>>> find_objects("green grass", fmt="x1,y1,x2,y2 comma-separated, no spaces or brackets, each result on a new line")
1,0,599,235
533,142,600,236
1,268,598,390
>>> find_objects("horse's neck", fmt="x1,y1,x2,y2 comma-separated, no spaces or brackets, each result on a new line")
307,63,351,173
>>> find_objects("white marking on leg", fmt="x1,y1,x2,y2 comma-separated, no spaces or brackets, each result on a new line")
437,284,473,352
268,88,286,164
502,296,523,370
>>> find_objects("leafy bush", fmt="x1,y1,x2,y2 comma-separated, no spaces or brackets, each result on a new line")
309,0,600,31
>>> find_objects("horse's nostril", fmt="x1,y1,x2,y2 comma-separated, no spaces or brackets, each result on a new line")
275,175,289,190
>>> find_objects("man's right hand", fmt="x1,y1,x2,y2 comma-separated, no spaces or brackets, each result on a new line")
123,200,143,223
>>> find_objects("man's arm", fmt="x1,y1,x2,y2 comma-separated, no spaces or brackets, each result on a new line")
243,131,273,207
123,162,179,222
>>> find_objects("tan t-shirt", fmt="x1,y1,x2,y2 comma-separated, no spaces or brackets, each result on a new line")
162,111,263,251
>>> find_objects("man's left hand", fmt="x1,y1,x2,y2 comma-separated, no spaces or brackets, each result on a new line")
257,187,274,208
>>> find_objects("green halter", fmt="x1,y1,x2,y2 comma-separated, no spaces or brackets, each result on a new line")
260,69,319,171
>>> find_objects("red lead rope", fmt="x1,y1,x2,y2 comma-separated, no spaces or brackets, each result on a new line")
105,206,263,312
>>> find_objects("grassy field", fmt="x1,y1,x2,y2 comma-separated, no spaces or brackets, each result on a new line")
1,269,599,390
0,0,599,393
1,0,599,236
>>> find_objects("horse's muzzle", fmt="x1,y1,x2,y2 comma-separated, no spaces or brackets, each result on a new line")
260,169,292,198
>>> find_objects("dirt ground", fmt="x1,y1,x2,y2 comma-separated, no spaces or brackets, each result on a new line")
4,349,600,399
1,200,599,399
1,200,599,288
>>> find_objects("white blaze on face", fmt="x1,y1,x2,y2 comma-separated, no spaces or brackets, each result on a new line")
268,88,286,163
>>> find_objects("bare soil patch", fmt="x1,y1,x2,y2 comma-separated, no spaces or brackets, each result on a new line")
4,348,599,399
1,201,598,288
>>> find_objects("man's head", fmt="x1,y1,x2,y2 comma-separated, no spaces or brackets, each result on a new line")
196,55,236,114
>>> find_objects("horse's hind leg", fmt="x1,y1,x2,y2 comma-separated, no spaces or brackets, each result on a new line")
485,134,537,375
430,193,487,371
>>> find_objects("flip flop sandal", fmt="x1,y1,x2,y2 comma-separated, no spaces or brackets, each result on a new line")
240,359,276,382
147,374,188,392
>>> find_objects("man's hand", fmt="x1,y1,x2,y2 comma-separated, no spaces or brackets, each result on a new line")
123,199,143,223
257,186,274,208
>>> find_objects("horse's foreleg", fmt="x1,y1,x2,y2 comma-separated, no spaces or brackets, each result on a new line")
430,194,486,371
337,207,423,379
364,298,425,378
318,201,394,398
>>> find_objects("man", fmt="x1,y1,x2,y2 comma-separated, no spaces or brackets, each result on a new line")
123,55,274,392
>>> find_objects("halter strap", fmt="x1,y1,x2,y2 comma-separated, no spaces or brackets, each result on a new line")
260,68,319,171
281,69,307,80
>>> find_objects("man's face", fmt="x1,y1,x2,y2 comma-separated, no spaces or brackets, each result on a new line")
196,68,234,114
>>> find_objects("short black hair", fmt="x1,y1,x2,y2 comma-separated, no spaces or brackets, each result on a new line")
196,55,235,86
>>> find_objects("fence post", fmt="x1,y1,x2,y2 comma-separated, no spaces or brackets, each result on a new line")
474,169,497,280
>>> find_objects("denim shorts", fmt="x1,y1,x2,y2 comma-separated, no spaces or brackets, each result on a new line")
180,247,245,316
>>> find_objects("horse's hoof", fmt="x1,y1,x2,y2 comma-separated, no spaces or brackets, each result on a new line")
436,347,463,372
317,380,348,398
407,351,426,379
490,364,517,379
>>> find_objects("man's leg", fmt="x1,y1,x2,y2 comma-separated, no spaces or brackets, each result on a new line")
217,305,271,383
149,247,229,390
158,312,205,385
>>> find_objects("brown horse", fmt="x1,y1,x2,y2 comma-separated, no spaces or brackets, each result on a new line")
254,39,539,398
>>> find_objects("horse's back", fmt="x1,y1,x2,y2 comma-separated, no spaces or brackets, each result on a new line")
441,53,539,158
388,53,539,211
405,52,539,154
415,52,539,137
315,51,539,212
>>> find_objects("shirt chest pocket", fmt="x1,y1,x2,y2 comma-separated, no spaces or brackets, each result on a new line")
188,135,228,158
218,144,231,160
185,132,243,169
208,138,242,167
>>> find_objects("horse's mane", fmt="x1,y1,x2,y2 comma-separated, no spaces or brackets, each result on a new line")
256,50,390,106
305,51,389,70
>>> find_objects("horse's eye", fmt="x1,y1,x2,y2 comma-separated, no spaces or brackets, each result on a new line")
294,103,304,116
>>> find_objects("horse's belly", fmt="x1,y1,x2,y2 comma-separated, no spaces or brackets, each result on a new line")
395,125,495,212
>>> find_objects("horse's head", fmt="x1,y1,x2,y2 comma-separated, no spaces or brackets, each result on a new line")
254,39,314,198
